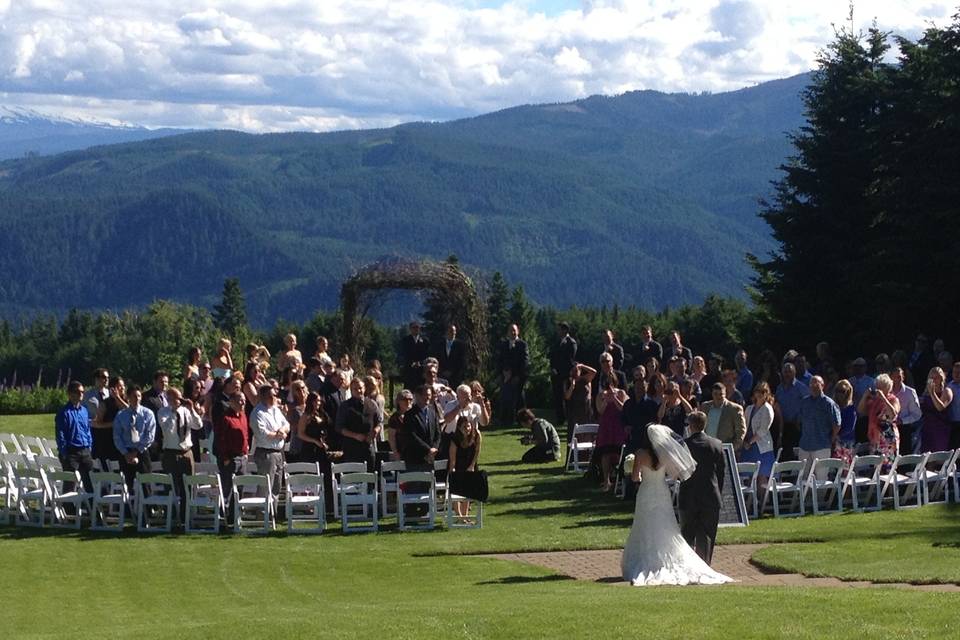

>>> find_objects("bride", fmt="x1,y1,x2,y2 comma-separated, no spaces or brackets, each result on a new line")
621,424,733,586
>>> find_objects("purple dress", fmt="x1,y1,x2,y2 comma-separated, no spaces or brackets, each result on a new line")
595,400,627,453
920,394,952,453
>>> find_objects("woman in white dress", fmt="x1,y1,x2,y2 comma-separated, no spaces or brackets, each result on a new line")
621,424,733,586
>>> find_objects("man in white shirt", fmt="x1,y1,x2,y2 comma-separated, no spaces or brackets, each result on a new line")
82,368,110,421
443,384,486,435
249,385,290,497
892,367,922,455
157,387,203,523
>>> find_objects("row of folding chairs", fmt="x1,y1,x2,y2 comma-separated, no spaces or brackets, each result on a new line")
737,449,960,518
0,432,58,459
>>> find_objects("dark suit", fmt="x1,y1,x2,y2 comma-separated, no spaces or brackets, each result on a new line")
665,346,693,372
638,340,663,368
399,334,431,390
550,335,578,423
678,431,725,565
499,338,529,423
401,405,441,467
436,339,466,387
604,342,625,372
141,388,166,456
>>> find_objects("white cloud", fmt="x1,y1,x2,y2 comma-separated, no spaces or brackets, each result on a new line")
0,1,954,132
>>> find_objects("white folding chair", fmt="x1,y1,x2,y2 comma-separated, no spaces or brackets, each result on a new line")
396,471,436,531
920,450,956,505
331,462,367,520
613,445,628,498
803,458,845,515
379,460,406,518
286,473,326,534
565,423,598,473
338,472,378,533
761,460,805,517
0,452,20,525
184,474,223,534
90,471,129,532
951,450,960,504
135,473,177,533
232,475,275,533
14,466,50,527
194,462,219,475
40,438,59,457
149,461,164,473
34,455,62,472
446,489,483,529
882,454,927,510
18,435,49,459
434,459,449,507
285,462,320,475
842,455,884,512
737,462,760,519
0,433,25,455
46,469,91,529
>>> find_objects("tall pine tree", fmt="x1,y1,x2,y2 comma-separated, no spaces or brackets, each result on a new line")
212,277,248,337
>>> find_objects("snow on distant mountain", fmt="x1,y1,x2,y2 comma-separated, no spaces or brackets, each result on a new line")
0,107,190,159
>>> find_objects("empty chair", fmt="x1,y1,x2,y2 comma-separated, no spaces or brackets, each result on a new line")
46,469,91,529
434,459,449,507
920,450,956,505
0,453,16,525
232,475,275,533
135,473,178,533
565,423,598,473
396,471,436,531
0,433,24,455
34,455,62,472
90,471,130,532
18,435,50,459
183,474,223,534
285,473,326,534
803,458,846,515
761,460,805,517
737,462,760,519
194,462,219,475
338,472,378,533
446,490,483,529
40,437,59,457
14,466,50,527
882,454,927,510
379,460,406,518
842,455,884,512
330,462,367,520
285,462,320,476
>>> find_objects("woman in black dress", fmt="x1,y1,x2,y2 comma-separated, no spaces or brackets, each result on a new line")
296,392,335,512
93,376,127,469
447,415,482,518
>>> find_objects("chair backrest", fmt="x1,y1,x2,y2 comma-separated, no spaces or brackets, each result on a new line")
809,458,845,481
332,462,367,476
233,474,270,493
771,460,805,481
45,470,82,493
850,455,883,474
286,473,324,493
0,433,24,454
890,454,926,476
397,471,435,486
285,462,320,475
434,459,447,472
925,450,954,473
184,474,220,490
380,460,406,474
572,423,599,439
736,462,759,485
338,472,375,489
34,455,62,472
194,462,219,475
18,435,47,456
90,472,125,494
137,473,174,489
41,438,58,456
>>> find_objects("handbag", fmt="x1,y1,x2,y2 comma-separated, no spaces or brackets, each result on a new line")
449,470,489,502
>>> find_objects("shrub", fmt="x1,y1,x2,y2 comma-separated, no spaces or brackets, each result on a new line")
0,387,68,414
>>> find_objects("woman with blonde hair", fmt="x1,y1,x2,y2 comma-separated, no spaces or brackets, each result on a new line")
211,338,234,379
690,356,707,384
832,379,857,464
920,366,954,453
859,373,901,463
742,382,775,488
278,333,304,373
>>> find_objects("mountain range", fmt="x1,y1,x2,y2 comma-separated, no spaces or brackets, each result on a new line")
0,73,810,325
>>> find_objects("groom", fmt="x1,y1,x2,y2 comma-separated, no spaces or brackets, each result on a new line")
678,411,724,565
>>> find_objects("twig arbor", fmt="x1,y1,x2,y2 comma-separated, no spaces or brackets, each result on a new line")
340,259,487,378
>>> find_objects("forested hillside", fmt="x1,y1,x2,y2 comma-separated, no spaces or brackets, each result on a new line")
0,74,809,325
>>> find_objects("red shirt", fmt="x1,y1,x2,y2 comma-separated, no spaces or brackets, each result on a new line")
215,411,249,458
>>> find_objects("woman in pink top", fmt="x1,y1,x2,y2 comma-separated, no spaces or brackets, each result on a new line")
858,373,901,464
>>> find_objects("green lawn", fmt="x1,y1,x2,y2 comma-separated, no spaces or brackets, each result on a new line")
3,413,960,638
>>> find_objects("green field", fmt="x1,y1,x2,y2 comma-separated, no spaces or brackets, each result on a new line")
3,413,960,639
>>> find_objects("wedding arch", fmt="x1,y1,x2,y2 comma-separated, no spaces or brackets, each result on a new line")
340,258,487,377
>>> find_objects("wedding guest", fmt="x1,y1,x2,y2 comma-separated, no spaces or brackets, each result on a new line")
602,329,625,372
637,326,663,368
621,376,660,457
442,384,486,460
564,363,595,442
647,373,667,405
211,338,234,379
774,362,809,460
658,380,693,437
338,354,355,384
498,324,529,423
518,409,561,463
197,361,214,394
387,389,414,461
908,334,934,389
296,392,333,464
595,377,629,491
362,374,385,457
722,369,745,407
93,376,126,469
832,380,858,464
627,365,646,399
402,385,442,468
701,354,725,392
304,357,325,393
214,393,249,523
184,346,203,382
469,380,493,429
336,377,372,467
734,349,754,400
113,385,156,492
704,383,746,450
82,368,110,424
313,336,334,367
56,381,94,493
157,387,202,523
798,376,841,479
437,324,467,388
690,356,708,384
550,322,578,424
399,322,430,390
141,371,170,457
250,385,290,496
892,367,922,455
285,380,308,461
920,366,954,453
245,343,271,375
447,415,482,518
742,382,775,490
859,373,901,463
277,333,304,373
665,330,693,371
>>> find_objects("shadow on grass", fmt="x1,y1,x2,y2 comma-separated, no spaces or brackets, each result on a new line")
476,574,574,585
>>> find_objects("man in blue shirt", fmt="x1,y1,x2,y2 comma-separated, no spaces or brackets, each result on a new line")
113,385,156,492
56,380,95,493
775,363,809,460
734,349,754,400
798,376,841,480
847,357,876,443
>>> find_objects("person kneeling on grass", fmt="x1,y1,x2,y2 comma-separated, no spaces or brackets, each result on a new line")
518,409,560,463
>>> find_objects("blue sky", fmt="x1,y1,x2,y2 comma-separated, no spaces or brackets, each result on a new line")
0,1,953,132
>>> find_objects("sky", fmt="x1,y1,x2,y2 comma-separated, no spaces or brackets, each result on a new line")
0,0,954,132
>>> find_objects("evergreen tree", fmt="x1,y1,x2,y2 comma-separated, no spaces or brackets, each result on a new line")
486,272,511,359
212,277,248,337
508,285,550,406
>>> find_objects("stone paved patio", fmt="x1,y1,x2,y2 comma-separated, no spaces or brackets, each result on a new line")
483,544,960,591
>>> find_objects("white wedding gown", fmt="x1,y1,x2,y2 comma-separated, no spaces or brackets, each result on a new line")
621,463,733,586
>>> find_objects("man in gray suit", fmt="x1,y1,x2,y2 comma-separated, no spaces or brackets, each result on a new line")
678,411,724,565
704,382,746,451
